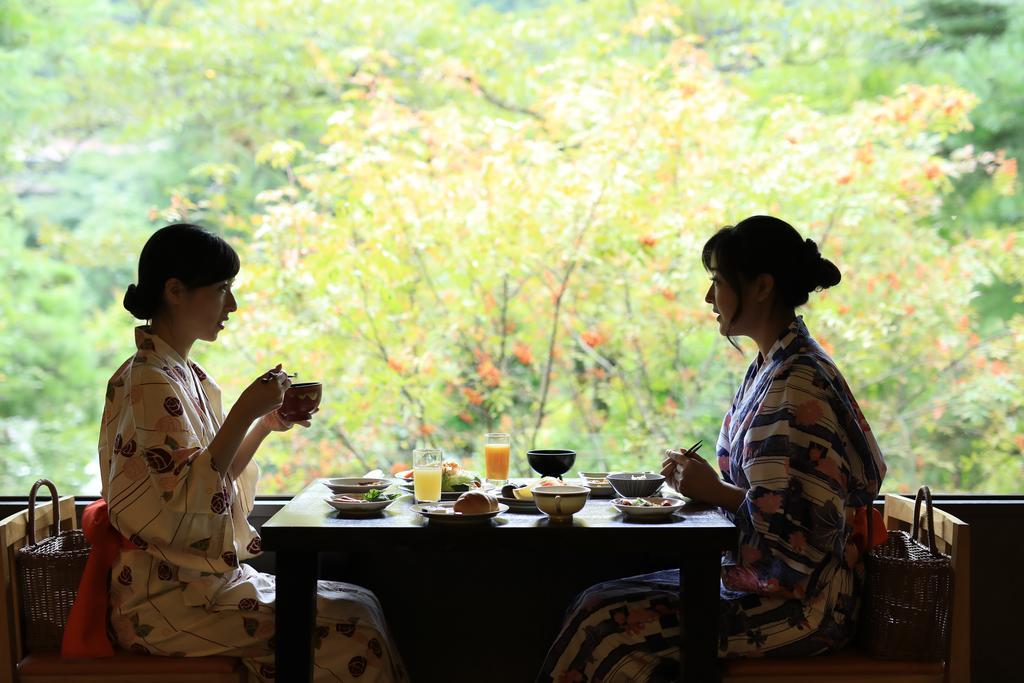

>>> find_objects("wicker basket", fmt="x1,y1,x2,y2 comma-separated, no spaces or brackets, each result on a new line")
860,485,953,661
15,479,91,654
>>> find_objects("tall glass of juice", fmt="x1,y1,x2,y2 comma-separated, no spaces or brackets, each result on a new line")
484,433,511,485
413,448,443,503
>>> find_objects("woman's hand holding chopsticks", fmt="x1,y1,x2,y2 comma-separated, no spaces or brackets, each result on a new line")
660,440,747,512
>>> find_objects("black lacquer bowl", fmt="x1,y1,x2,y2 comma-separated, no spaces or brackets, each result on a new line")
527,449,577,479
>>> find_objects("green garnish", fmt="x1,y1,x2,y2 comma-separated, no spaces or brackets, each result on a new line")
363,489,384,501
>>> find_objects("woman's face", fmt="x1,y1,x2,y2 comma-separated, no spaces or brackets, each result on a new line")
176,278,237,343
704,253,741,336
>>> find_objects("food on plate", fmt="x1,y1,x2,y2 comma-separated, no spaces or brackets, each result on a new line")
441,460,484,492
501,483,526,498
453,490,499,514
508,476,561,500
618,497,675,507
395,460,483,492
512,487,534,501
334,490,393,503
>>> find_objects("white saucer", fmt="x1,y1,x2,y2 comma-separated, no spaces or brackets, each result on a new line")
411,502,508,524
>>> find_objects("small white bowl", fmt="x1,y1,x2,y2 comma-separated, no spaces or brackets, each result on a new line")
577,471,613,495
533,485,591,523
324,477,392,495
612,496,684,520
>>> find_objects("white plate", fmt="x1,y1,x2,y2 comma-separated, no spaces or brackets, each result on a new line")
494,495,540,513
411,502,508,524
325,494,399,515
324,477,393,495
612,497,684,519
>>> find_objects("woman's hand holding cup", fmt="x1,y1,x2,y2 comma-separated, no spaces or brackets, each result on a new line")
259,410,311,433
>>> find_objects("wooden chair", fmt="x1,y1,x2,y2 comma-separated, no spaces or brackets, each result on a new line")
0,496,247,683
722,493,971,683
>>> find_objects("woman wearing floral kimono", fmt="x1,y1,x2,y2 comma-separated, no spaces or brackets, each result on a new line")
538,215,887,682
99,223,406,682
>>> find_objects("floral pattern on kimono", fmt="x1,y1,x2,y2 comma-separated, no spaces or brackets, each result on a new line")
538,317,887,682
100,326,406,682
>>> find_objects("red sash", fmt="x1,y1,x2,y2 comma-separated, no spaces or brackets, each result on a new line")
851,504,887,554
61,499,134,658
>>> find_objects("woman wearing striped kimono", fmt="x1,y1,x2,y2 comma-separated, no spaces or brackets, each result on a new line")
101,224,406,682
538,215,887,682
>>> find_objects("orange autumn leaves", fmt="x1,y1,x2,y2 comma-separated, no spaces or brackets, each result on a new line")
512,342,533,366
428,328,601,417
477,359,501,387
581,330,607,348
458,345,529,411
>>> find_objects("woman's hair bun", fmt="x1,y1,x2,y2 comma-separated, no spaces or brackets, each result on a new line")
814,256,842,290
803,238,820,260
123,283,157,320
802,239,841,290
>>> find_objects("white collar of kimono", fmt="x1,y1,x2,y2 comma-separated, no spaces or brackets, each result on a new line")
757,316,807,367
134,325,189,368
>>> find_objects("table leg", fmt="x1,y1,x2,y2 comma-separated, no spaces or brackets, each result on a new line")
680,551,721,683
275,550,318,682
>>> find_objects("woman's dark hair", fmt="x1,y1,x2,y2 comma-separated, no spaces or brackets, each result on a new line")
701,215,841,328
123,223,240,320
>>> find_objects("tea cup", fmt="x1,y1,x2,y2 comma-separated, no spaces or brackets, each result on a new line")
279,381,322,422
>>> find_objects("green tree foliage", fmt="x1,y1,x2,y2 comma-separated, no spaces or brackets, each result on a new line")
0,220,102,492
0,0,1020,495
918,1,1024,228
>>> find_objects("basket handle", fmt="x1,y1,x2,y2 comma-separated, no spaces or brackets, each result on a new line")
26,479,61,546
911,485,940,555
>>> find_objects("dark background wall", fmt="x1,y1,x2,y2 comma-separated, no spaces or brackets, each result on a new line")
2,495,1018,681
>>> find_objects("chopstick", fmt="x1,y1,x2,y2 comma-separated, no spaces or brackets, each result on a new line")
260,371,297,383
678,440,703,458
660,440,704,471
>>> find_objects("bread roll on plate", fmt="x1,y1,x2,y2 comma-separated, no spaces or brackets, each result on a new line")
453,490,499,514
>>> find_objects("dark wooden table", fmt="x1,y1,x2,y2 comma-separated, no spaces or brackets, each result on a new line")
261,479,737,682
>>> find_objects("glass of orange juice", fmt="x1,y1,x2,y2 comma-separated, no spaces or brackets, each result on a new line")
484,433,511,485
413,448,443,503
